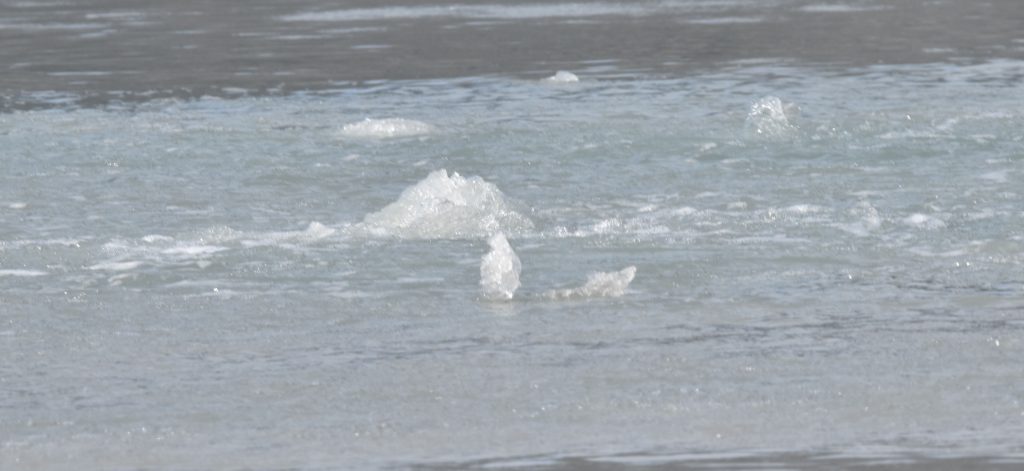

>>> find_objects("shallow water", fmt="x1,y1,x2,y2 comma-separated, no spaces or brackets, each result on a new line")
3,1,1024,470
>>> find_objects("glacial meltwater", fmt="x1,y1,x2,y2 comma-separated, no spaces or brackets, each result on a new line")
2,1,1024,470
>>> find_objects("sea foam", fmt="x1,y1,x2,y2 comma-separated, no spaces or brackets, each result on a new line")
479,232,521,301
339,118,434,138
544,266,637,299
356,170,533,239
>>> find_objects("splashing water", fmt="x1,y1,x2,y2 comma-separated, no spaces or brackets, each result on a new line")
339,118,434,138
479,232,521,300
354,169,533,239
746,96,799,138
544,266,637,299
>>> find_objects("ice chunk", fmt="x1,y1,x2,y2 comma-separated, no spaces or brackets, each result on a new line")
356,169,533,239
544,266,637,299
480,232,521,301
339,118,434,138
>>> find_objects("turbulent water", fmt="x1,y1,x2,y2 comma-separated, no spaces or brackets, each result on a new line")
3,1,1024,470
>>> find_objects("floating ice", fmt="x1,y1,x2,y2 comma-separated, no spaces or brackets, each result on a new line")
339,118,434,138
746,96,798,138
479,232,521,301
356,169,533,239
545,71,579,83
544,266,637,300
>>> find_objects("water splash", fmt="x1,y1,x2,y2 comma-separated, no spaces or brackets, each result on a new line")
746,96,798,138
544,266,637,299
339,118,434,138
355,169,533,239
479,232,521,301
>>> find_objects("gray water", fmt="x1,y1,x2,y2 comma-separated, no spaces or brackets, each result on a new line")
2,1,1024,470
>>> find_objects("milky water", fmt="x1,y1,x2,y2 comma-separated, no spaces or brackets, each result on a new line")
3,1,1024,470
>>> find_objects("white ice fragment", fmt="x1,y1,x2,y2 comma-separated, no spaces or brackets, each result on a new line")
356,169,533,239
480,232,521,301
544,266,637,300
745,96,798,138
339,118,434,138
8,202,27,209
545,70,579,83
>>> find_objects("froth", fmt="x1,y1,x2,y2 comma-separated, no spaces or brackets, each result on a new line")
544,266,637,300
479,232,521,301
339,118,434,138
356,170,533,239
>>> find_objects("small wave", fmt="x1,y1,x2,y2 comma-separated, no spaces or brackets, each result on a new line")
480,232,521,301
355,169,533,239
544,266,637,300
241,222,336,248
339,118,434,138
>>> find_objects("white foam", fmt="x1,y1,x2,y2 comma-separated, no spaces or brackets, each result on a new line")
0,269,47,277
746,96,798,138
544,266,637,300
355,169,533,239
545,71,580,83
479,232,522,301
339,118,434,139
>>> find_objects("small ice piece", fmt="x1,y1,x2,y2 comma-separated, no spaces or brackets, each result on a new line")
339,118,434,138
8,202,27,209
545,266,637,300
480,232,521,301
545,71,579,83
745,96,798,138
